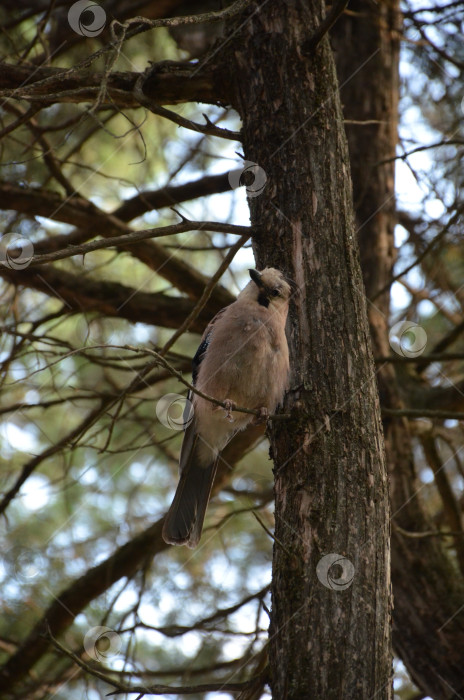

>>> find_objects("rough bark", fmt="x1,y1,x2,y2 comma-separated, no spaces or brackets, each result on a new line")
331,2,464,697
230,2,391,698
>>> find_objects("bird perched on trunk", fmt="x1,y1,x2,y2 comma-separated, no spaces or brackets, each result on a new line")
162,267,292,548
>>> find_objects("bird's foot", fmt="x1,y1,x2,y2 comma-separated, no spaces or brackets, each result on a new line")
253,406,269,425
223,399,236,422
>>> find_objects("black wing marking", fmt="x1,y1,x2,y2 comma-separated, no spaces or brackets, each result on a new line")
183,306,230,436
183,334,211,428
192,332,212,386
191,306,229,386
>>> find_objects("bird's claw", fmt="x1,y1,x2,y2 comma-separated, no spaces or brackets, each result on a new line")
253,406,269,425
223,399,236,422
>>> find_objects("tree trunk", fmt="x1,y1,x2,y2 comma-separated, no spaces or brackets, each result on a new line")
332,2,464,697
229,2,392,697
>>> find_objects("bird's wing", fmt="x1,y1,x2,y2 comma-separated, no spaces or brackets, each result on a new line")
181,305,230,433
165,308,232,546
191,306,229,385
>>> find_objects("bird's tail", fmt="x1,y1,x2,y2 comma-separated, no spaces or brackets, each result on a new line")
162,425,218,549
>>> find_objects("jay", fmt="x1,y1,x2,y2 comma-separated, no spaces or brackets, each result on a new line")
162,267,292,548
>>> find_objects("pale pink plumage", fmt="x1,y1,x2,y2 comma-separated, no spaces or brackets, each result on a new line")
162,268,292,548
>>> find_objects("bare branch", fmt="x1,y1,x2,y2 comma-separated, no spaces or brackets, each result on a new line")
302,0,349,53
114,171,240,222
372,207,463,300
0,266,215,330
160,231,250,354
0,400,111,517
125,345,291,421
50,630,266,697
0,421,264,693
25,221,252,266
382,408,464,420
375,353,464,363
112,0,254,39
393,524,464,539
420,434,464,574
0,58,230,108
134,75,240,140
378,139,464,165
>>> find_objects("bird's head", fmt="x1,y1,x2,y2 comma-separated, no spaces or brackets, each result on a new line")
240,267,294,311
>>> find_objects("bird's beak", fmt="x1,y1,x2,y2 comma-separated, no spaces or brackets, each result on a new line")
248,269,264,288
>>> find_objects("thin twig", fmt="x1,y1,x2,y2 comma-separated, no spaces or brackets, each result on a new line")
374,353,464,364
0,400,111,516
252,512,295,559
302,0,349,53
382,408,464,420
371,207,462,300
49,631,259,696
160,232,250,355
393,524,464,539
377,139,464,165
113,0,254,41
23,221,252,267
125,345,291,421
134,75,240,141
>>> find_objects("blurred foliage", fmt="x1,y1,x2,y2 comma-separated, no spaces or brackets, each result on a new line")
0,0,463,698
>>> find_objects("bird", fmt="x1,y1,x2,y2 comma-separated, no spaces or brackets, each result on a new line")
162,267,292,548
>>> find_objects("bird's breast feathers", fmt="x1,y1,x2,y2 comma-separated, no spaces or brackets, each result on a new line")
195,300,289,412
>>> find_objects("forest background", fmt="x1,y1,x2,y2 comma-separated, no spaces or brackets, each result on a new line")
0,0,463,698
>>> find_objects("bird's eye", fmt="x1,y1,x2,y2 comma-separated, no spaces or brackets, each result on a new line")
271,289,280,297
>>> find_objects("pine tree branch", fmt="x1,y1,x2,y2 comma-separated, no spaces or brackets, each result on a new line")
302,0,349,53
0,61,229,108
25,221,251,266
0,181,237,307
0,425,264,693
0,266,215,330
49,632,265,697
